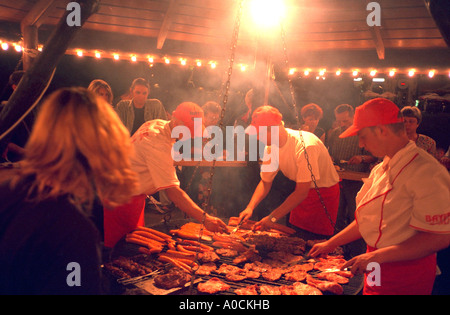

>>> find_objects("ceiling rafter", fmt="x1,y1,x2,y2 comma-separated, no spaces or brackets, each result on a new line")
157,0,178,50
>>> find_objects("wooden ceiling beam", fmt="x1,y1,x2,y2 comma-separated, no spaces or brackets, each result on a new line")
20,0,57,70
157,0,178,50
370,26,385,60
20,0,56,31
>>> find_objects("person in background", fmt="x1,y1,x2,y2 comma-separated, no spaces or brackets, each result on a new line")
327,104,376,257
239,106,340,240
300,103,325,143
0,88,138,294
310,98,450,295
401,106,437,158
202,101,222,127
88,79,114,106
103,102,227,248
0,70,32,163
115,78,167,136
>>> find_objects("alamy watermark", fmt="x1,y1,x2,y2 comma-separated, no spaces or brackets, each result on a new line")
66,2,381,28
367,2,382,27
171,119,280,173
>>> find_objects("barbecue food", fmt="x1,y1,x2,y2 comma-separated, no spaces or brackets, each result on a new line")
199,251,220,263
244,261,271,273
217,263,241,275
228,217,296,235
267,251,303,264
235,284,259,295
225,269,249,282
153,268,192,290
261,268,283,281
279,282,322,295
287,262,314,273
245,233,306,255
306,275,344,295
284,270,307,282
316,272,350,284
197,277,231,294
259,285,282,295
232,249,261,264
224,268,261,282
103,264,132,279
170,222,213,242
313,255,347,272
216,248,239,257
195,263,217,276
104,256,154,279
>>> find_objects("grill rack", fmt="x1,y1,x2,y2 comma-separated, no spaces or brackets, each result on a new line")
176,252,363,296
107,223,364,295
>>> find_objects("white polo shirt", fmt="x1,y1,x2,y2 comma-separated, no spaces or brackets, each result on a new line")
261,129,339,188
129,120,180,195
355,141,450,249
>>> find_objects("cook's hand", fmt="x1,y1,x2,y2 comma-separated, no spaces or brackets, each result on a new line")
238,207,253,224
348,155,363,165
252,216,273,231
204,215,228,233
342,252,378,275
308,240,335,258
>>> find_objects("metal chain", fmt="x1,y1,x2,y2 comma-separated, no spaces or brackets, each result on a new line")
188,0,246,293
280,23,335,231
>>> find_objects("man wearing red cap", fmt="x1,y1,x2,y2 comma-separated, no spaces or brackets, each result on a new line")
103,102,227,248
238,105,340,240
310,98,450,295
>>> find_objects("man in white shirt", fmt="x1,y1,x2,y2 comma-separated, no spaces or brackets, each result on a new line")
103,102,227,248
310,98,450,295
238,106,340,239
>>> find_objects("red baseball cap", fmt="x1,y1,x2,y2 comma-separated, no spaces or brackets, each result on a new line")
172,102,205,137
245,105,283,133
339,98,403,138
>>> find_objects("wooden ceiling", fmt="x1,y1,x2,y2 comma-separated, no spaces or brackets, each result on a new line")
0,0,449,71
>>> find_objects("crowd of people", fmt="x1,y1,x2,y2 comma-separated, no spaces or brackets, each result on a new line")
0,72,449,295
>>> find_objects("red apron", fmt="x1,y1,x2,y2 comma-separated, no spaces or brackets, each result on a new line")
364,245,436,295
289,183,340,236
103,194,146,248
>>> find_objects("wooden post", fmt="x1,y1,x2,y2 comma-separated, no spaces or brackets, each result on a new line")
22,25,39,70
0,0,100,155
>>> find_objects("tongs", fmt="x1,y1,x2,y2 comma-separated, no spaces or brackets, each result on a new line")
230,219,244,235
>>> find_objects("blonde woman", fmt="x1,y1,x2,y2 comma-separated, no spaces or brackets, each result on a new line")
88,79,114,106
0,87,138,294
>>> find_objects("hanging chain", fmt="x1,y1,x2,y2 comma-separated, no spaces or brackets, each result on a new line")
280,23,335,231
188,0,246,293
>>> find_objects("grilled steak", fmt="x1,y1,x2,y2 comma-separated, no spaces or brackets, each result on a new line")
306,275,344,295
153,268,191,289
234,284,259,295
259,285,282,295
197,277,230,294
195,262,217,276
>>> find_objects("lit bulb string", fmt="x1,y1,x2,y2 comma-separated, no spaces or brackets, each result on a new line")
1,39,448,78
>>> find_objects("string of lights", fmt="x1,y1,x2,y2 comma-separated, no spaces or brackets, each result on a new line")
1,38,449,79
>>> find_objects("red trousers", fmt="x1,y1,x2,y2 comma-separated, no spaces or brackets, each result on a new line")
103,195,146,248
363,246,437,295
289,183,340,236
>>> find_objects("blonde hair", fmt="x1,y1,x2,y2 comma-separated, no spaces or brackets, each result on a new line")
18,87,138,209
88,79,114,105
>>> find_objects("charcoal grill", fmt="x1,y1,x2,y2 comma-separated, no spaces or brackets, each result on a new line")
107,218,363,295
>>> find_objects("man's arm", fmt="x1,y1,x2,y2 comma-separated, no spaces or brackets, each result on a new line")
309,220,362,257
343,231,450,275
254,181,311,230
238,179,272,222
164,186,227,232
